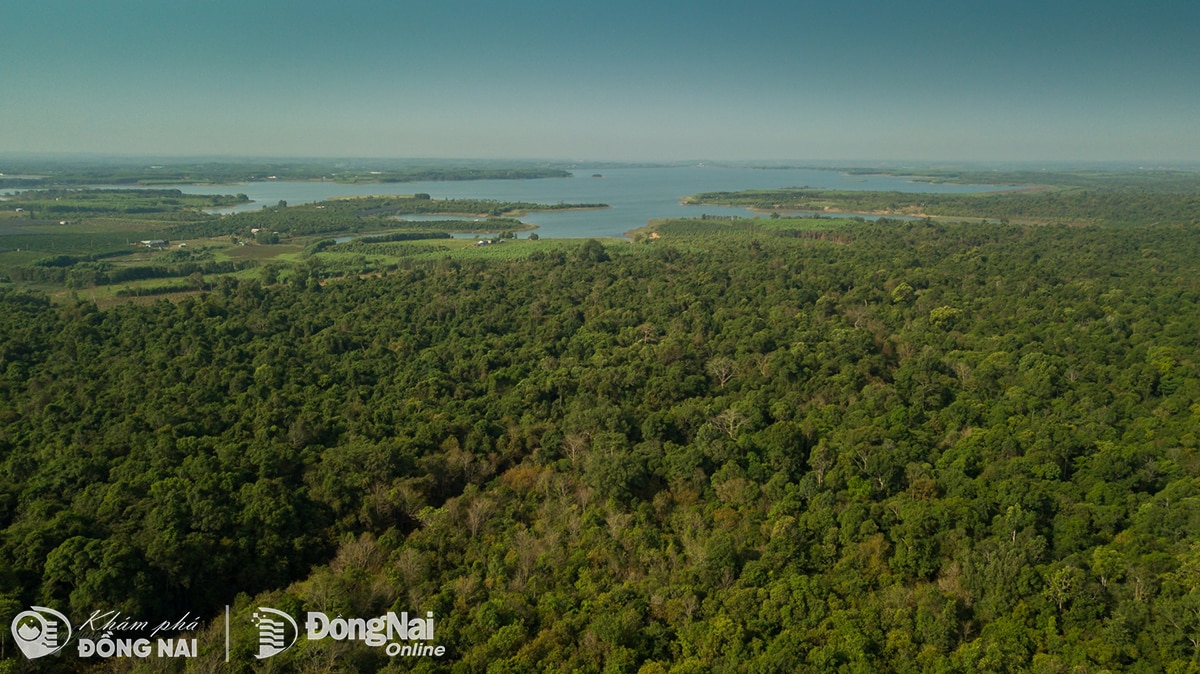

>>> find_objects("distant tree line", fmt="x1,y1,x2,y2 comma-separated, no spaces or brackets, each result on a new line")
0,161,574,189
688,188,1200,227
7,259,256,287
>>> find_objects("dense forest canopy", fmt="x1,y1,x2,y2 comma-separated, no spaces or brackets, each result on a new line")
2,214,1200,671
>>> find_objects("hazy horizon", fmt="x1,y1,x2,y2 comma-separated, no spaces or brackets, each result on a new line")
3,153,1199,173
3,1,1197,163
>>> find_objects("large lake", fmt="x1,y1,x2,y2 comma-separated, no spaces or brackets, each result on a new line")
138,166,1017,238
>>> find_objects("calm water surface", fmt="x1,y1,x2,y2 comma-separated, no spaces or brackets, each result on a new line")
56,166,1018,238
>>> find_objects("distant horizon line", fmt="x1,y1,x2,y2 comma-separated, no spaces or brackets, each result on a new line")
1,152,1198,171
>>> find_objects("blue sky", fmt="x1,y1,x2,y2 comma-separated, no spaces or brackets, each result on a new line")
1,0,1197,162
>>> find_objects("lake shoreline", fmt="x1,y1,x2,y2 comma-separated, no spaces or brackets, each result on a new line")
72,166,1020,238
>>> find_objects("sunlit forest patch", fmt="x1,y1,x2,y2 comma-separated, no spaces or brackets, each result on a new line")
3,217,1200,671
